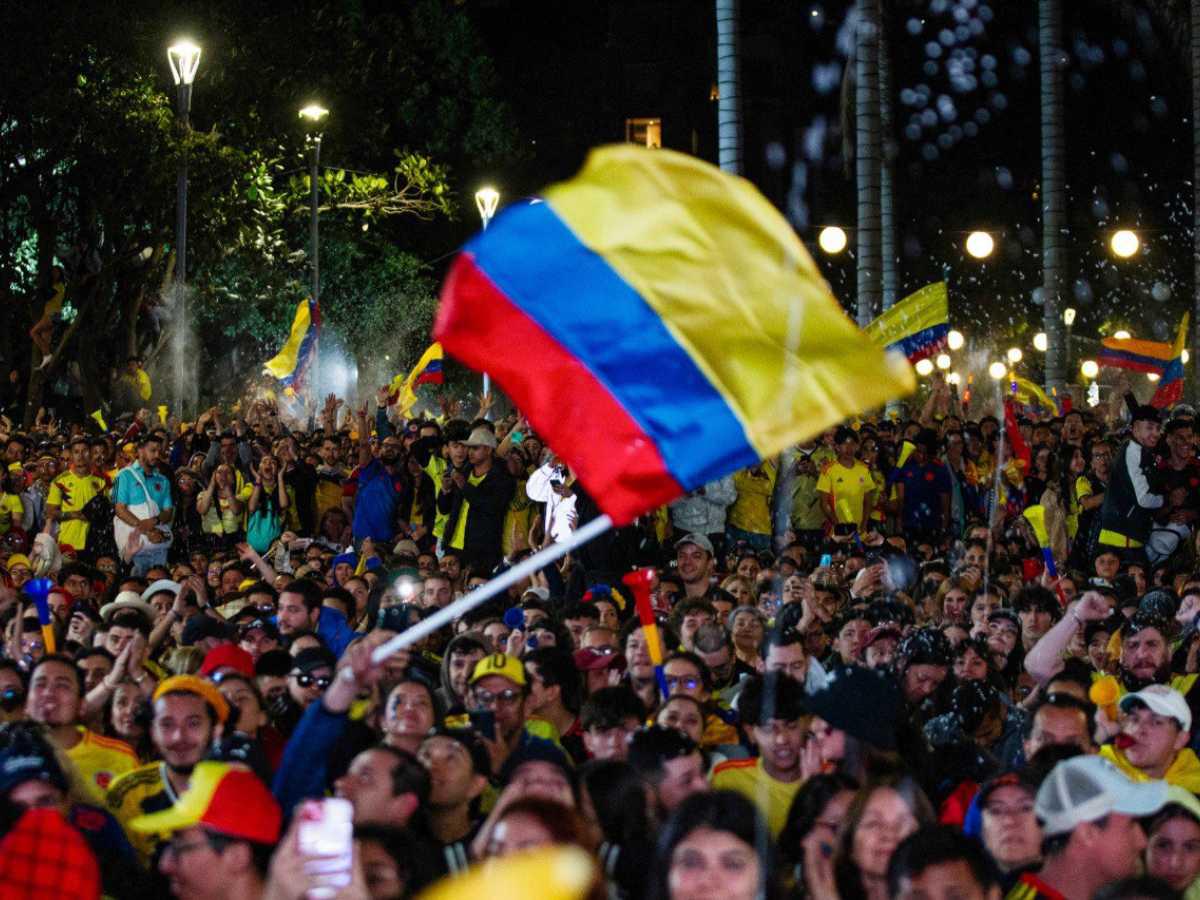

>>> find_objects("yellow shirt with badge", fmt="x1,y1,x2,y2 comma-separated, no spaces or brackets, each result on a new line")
48,469,107,550
816,459,876,525
66,726,138,806
0,492,23,533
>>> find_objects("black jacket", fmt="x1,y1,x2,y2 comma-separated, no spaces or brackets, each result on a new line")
438,463,514,570
1098,438,1163,546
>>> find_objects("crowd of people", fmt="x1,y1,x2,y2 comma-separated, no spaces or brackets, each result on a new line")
2,373,1200,900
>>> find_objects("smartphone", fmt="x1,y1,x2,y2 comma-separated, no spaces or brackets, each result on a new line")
296,798,354,900
819,553,832,568
468,708,496,741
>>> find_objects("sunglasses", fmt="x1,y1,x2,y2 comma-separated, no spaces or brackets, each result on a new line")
290,673,332,690
471,688,522,707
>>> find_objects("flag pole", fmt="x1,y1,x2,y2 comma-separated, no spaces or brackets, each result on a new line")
370,514,614,664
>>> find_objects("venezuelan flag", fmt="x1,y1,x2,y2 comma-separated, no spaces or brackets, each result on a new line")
262,299,320,389
1151,313,1189,409
436,146,914,525
864,281,949,363
1098,334,1172,375
388,343,444,412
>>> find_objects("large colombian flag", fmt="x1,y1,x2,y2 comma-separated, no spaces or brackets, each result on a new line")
262,298,320,390
1098,334,1174,375
435,145,915,525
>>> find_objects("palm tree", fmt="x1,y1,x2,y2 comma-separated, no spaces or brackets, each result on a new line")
880,14,898,312
715,0,742,174
856,0,883,326
1040,0,1068,391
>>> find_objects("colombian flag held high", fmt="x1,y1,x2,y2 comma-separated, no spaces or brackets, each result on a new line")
262,298,320,389
1151,314,1189,409
864,281,950,363
388,343,445,412
1098,333,1174,375
436,145,914,525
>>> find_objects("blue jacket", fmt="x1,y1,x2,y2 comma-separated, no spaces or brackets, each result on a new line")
271,698,349,818
317,606,356,658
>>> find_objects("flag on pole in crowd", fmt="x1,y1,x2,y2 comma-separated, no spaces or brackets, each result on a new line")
435,145,914,525
1010,373,1058,413
863,281,950,363
1098,333,1173,375
388,343,444,411
1151,313,1189,409
262,298,320,390
623,569,668,698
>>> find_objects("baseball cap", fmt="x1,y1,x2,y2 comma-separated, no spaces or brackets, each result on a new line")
676,532,714,556
181,614,232,647
978,769,1039,807
1132,404,1162,426
1035,755,1167,836
130,761,281,844
0,728,69,797
199,644,256,679
293,647,337,676
391,539,420,559
153,675,231,725
1119,684,1192,733
573,647,627,673
469,652,526,687
236,618,281,643
4,554,30,573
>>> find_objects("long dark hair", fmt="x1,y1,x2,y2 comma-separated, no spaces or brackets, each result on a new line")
778,772,859,872
832,777,936,900
578,759,654,848
649,790,782,900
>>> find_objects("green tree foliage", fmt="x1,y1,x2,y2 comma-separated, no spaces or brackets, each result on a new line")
0,0,522,419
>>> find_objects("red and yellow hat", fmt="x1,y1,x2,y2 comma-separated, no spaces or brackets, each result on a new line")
130,761,281,844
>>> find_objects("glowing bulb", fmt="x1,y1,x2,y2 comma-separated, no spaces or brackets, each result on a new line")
1007,347,1023,364
947,330,965,351
988,361,1007,380
818,226,848,254
1064,308,1077,326
1184,350,1191,364
965,231,995,259
914,358,935,376
1147,372,1161,382
947,372,961,386
1110,229,1140,258
1081,359,1099,380
1033,332,1048,352
1112,329,1131,340
298,103,330,123
935,353,951,370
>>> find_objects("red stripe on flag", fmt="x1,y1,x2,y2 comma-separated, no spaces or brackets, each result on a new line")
436,255,683,525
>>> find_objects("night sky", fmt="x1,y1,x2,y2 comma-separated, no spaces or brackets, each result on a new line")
465,0,1193,372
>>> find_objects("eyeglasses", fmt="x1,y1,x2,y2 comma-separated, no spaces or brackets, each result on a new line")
665,676,700,691
290,673,332,690
471,688,523,707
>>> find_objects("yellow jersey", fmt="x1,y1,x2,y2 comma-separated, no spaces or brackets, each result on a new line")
709,757,802,837
48,470,106,550
65,727,138,806
107,762,178,866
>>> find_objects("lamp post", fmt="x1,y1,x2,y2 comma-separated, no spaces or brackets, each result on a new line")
475,187,500,399
167,40,201,286
298,105,329,305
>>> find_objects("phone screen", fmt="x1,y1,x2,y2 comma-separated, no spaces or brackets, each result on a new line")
468,708,496,741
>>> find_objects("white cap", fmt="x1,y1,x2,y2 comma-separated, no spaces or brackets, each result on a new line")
1119,684,1192,733
141,579,180,602
1036,755,1167,836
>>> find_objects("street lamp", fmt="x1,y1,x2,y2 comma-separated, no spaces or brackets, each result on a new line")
1033,332,1048,352
965,231,995,259
935,353,951,370
1112,329,1132,340
299,103,328,401
1080,359,1099,380
988,361,1007,380
947,330,965,351
475,187,501,398
1110,229,1140,258
947,372,961,386
1147,372,1161,383
167,39,201,287
1007,347,1023,364
818,226,848,254
1063,308,1076,326
914,358,934,376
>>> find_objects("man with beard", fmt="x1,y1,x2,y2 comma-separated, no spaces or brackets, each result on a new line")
675,533,715,599
107,675,229,865
1028,595,1200,735
438,427,513,575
